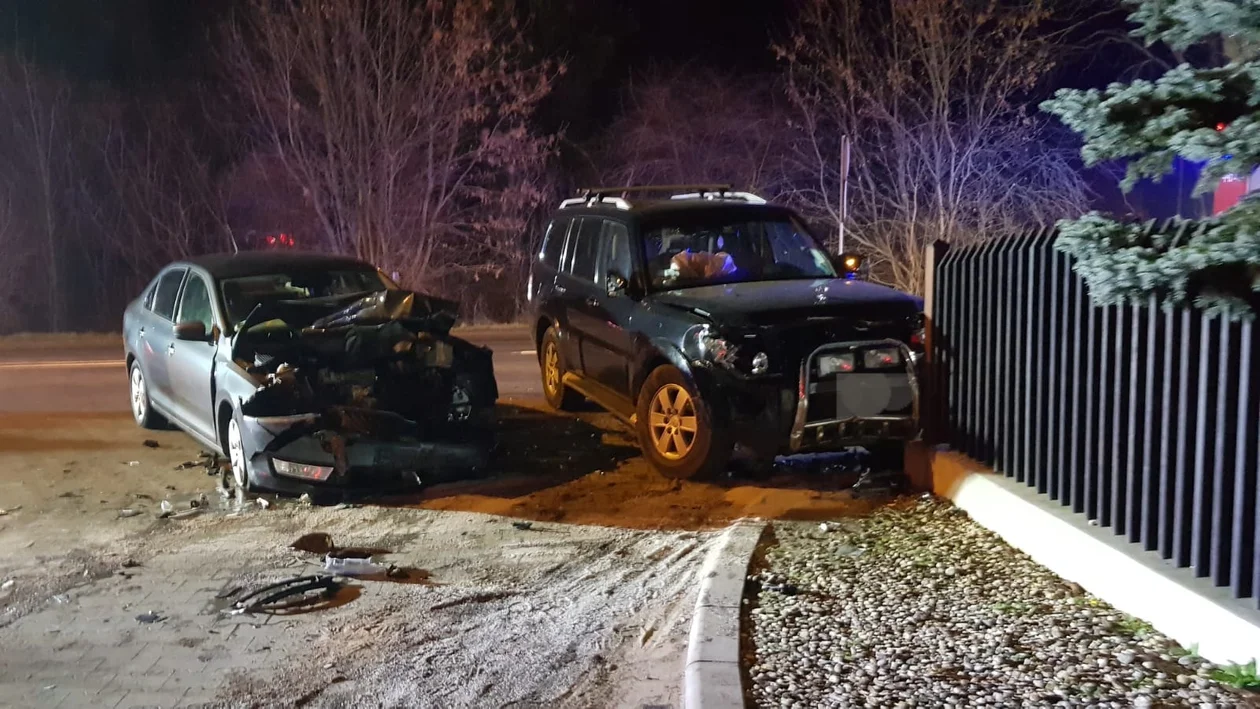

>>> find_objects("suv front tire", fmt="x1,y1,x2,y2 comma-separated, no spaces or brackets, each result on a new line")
635,365,732,479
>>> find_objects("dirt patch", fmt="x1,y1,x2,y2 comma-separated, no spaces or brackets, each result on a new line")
403,402,881,530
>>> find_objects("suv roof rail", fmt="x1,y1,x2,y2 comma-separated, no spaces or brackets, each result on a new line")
557,184,767,211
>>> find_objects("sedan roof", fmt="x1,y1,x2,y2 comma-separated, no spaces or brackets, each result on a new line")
176,251,377,280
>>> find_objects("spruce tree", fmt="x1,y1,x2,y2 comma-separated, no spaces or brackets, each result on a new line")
1042,0,1260,319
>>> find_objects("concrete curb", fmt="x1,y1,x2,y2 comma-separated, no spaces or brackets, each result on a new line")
683,519,766,709
929,449,1260,665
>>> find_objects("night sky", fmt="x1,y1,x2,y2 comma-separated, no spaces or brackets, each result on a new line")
0,0,1187,216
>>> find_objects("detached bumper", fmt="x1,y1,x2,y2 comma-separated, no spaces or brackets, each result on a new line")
239,411,493,495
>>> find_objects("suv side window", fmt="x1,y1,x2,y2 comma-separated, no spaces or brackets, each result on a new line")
176,274,214,332
150,268,187,321
565,218,602,284
600,220,632,286
540,219,570,269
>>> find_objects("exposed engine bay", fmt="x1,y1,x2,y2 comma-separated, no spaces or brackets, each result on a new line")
230,290,498,481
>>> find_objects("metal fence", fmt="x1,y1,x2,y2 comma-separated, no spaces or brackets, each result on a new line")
929,224,1260,606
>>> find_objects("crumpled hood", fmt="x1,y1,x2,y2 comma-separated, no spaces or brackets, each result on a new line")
652,279,922,326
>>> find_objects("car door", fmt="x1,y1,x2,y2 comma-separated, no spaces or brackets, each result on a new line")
579,219,637,396
167,271,220,442
138,267,188,417
556,217,604,374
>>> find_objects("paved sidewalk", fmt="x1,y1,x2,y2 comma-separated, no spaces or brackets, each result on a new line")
1,547,309,708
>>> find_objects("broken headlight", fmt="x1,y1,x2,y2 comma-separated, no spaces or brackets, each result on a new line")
272,459,334,482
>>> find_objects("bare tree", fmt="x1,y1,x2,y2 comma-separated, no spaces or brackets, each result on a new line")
97,99,237,280
0,56,75,329
221,0,561,291
598,68,793,196
778,0,1092,294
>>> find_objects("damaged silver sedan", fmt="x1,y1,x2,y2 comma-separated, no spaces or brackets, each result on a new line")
122,252,497,495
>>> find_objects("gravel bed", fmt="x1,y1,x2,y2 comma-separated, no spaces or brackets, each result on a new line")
744,495,1260,708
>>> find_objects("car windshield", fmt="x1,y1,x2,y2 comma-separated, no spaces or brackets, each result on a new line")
220,269,388,326
643,216,837,290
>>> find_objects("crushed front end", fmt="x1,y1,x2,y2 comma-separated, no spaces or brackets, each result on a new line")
230,290,498,494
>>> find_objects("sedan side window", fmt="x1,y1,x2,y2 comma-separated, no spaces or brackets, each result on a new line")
176,275,214,332
150,269,187,321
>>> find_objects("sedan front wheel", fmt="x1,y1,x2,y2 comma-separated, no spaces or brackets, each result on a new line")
226,417,253,492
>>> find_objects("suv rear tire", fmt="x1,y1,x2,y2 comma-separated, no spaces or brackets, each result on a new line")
635,365,732,480
540,326,583,411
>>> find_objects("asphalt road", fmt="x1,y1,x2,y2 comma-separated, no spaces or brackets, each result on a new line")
0,327,540,414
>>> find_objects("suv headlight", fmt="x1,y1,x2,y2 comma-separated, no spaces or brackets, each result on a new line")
687,326,770,375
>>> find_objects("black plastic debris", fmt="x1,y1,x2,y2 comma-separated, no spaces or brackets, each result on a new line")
143,440,160,449
136,612,164,624
511,521,533,531
228,575,342,615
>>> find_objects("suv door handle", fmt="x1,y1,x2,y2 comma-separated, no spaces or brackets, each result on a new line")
554,284,567,295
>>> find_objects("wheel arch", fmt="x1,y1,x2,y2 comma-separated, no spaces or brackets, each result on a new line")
631,338,694,405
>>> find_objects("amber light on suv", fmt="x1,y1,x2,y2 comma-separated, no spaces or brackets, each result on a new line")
272,459,334,481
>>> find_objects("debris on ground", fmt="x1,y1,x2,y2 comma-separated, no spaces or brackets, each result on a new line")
1,579,14,591
126,461,140,467
227,575,343,615
745,497,1254,709
135,612,165,624
174,461,200,471
117,509,141,518
299,493,313,506
121,559,141,568
511,521,533,531
323,554,383,576
160,501,173,514
171,508,203,520
143,440,160,449
256,498,271,510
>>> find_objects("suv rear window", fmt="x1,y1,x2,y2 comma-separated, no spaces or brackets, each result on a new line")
540,219,569,269
150,269,187,321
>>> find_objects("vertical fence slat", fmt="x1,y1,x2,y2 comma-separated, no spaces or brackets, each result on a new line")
1232,320,1255,599
1140,296,1160,551
1124,304,1142,543
1211,312,1234,587
1192,315,1214,577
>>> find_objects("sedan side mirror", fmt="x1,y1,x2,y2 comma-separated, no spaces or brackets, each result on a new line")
173,321,211,342
606,271,628,297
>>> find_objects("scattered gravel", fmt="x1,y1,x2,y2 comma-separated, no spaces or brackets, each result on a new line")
744,495,1260,708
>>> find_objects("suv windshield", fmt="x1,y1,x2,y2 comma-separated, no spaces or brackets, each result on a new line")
221,269,388,326
643,216,837,290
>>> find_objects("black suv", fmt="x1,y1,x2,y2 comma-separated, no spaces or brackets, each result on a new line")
527,185,924,479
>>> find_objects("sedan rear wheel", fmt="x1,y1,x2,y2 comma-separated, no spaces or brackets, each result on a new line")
129,363,165,430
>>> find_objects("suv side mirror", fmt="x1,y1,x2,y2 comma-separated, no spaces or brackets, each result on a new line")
173,321,211,342
606,271,628,297
836,252,866,280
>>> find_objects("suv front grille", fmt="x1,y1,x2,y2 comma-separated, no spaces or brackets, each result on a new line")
803,344,915,424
